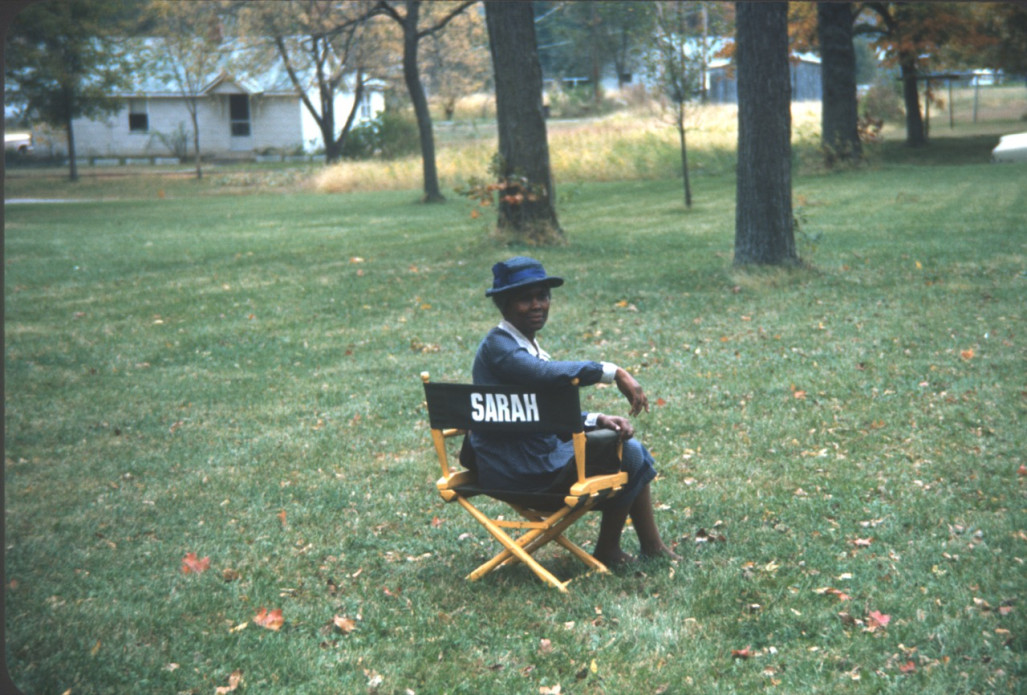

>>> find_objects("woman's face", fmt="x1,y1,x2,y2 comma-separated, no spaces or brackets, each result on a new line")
501,283,551,339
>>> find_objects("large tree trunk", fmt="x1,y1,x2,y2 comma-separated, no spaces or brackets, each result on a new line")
402,0,444,202
899,53,926,147
817,2,861,164
484,1,562,243
734,2,796,266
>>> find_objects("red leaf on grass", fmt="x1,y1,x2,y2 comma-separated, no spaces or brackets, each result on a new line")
254,607,284,631
899,661,916,673
866,610,890,631
181,552,210,574
731,647,753,659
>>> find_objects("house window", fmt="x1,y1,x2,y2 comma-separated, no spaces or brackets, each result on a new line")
128,99,149,133
359,94,373,120
229,94,251,136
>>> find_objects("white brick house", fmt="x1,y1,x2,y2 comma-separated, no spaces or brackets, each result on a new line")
70,66,383,161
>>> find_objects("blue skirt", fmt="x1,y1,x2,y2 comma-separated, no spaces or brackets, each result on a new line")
545,435,657,511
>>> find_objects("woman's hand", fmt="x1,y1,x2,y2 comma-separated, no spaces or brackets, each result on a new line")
596,414,634,440
615,368,649,416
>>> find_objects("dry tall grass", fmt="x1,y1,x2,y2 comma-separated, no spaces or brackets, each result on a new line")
313,101,825,195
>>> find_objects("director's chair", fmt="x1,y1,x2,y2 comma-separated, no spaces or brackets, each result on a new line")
421,372,628,592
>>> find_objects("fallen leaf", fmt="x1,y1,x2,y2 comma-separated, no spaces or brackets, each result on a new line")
960,348,974,360
852,537,873,548
215,670,243,694
814,587,851,601
254,607,284,631
539,686,562,695
333,615,358,634
539,638,553,654
899,660,916,673
731,647,753,659
866,610,890,631
181,552,210,574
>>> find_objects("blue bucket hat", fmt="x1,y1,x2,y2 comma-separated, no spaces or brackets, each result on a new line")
485,256,564,297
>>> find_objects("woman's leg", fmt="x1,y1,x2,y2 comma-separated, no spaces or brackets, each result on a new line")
593,505,633,566
628,483,680,560
593,482,680,565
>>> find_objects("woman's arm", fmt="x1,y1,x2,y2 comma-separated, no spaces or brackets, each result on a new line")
614,367,649,416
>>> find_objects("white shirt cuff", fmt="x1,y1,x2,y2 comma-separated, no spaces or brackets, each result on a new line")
600,362,618,384
584,412,602,428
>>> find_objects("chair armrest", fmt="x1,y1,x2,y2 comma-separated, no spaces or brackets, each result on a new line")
568,471,628,497
437,470,477,502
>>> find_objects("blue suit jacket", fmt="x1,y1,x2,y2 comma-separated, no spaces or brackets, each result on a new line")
469,326,606,492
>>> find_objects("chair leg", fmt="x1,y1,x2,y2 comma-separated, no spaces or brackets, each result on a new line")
554,534,609,573
456,497,568,592
501,507,588,567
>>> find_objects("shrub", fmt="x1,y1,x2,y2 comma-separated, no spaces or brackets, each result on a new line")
377,110,420,159
342,110,421,160
859,78,904,123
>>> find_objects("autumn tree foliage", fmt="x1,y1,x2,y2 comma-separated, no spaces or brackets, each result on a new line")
734,2,796,267
483,1,562,244
419,5,490,121
937,3,1027,78
858,3,980,147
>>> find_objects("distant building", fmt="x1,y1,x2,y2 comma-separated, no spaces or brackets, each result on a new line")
69,53,384,162
707,54,822,104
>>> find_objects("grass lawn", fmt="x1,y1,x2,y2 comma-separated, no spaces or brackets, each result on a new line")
4,129,1026,694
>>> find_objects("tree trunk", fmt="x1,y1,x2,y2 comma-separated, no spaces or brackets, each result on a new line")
402,0,444,202
676,101,691,208
321,78,340,164
899,54,926,146
190,106,203,179
734,2,796,266
331,72,365,164
817,2,861,164
484,1,562,243
65,109,78,183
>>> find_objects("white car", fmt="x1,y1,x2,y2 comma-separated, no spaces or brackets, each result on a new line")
5,131,33,154
992,132,1027,163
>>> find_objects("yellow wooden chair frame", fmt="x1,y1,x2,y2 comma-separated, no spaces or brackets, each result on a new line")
421,372,628,592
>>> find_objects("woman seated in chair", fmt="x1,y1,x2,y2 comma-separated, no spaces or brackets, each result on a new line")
470,256,680,567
